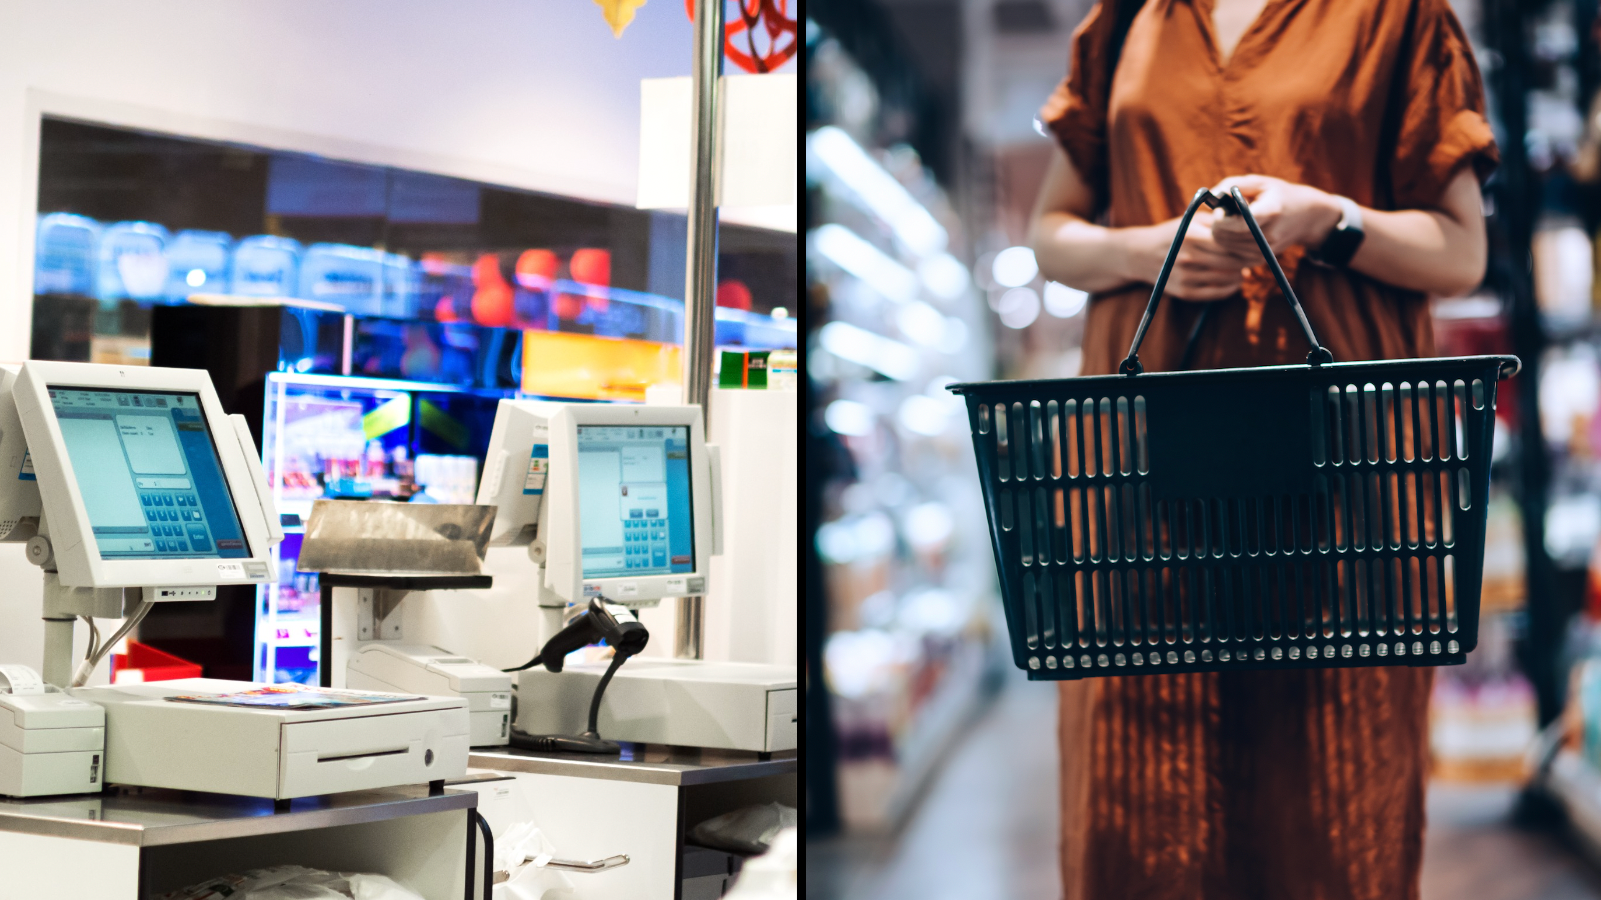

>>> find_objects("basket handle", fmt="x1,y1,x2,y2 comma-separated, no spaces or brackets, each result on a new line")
1118,186,1333,375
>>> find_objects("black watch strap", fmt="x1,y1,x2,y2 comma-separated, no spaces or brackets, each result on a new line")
1312,196,1364,267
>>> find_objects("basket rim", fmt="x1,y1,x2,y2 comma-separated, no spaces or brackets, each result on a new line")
946,354,1520,396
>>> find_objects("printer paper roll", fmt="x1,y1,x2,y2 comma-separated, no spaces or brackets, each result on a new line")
0,664,45,695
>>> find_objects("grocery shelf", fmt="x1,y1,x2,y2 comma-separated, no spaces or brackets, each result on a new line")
1544,749,1601,863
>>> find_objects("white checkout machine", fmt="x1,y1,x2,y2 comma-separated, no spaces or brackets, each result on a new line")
476,400,798,755
334,399,797,756
0,360,470,801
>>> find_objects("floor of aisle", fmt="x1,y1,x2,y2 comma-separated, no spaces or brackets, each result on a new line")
809,669,1601,900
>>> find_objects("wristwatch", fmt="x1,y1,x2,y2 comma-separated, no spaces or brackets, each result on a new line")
1311,195,1365,267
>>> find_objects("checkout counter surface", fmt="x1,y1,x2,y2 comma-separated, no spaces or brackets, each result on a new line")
467,745,798,786
0,783,475,845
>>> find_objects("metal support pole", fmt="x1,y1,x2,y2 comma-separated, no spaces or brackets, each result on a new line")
676,0,724,661
683,0,724,416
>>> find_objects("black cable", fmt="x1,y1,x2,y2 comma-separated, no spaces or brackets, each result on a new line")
502,651,543,674
587,651,631,737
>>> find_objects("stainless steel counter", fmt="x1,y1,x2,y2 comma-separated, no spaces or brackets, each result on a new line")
0,784,476,846
467,745,797,786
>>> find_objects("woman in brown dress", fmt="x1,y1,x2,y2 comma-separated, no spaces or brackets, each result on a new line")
1029,0,1498,897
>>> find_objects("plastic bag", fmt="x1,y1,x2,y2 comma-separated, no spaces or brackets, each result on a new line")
689,803,797,855
154,866,424,900
724,828,797,900
493,821,576,900
348,873,428,900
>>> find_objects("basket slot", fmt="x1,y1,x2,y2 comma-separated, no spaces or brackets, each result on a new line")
1453,380,1469,460
1435,380,1454,461
1018,488,1035,565
1438,470,1454,546
1062,400,1080,478
1105,485,1122,561
1047,401,1063,478
1139,483,1156,561
1427,553,1443,634
1115,569,1132,646
1011,402,1030,481
1364,472,1383,551
1116,398,1131,476
1028,401,1045,481
1472,377,1485,410
1381,383,1398,462
1408,556,1426,635
1313,478,1332,552
1344,385,1362,465
1134,396,1150,474
1123,483,1140,561
1039,567,1056,650
1023,570,1038,649
1326,386,1344,464
1418,381,1437,462
1331,474,1349,552
1363,384,1381,463
1094,570,1111,646
1355,559,1372,636
1420,462,1438,547
1397,382,1416,462
1443,554,1458,631
994,403,1010,480
1336,560,1354,637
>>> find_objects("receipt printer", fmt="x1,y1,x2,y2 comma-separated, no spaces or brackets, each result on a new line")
347,644,512,747
0,665,105,797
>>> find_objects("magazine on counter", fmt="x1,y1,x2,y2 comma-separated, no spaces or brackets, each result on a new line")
164,683,423,709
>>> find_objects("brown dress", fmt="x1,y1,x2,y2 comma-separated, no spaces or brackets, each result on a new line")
1037,0,1498,897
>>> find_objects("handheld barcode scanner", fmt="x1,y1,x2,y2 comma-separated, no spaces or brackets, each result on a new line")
506,599,650,754
532,600,650,674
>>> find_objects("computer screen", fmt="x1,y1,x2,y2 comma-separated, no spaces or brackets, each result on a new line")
577,425,694,578
48,386,250,560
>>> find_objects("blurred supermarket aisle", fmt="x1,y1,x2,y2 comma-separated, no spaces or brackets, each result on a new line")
808,662,1601,900
807,666,1060,900
1423,784,1601,900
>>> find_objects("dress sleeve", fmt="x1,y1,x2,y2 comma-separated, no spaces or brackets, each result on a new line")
1038,2,1117,209
1386,0,1499,209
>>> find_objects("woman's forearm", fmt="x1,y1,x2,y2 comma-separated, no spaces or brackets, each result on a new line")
1347,204,1486,297
1031,212,1149,293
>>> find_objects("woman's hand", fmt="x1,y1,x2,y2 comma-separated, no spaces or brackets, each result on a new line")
1126,215,1245,302
1209,174,1343,260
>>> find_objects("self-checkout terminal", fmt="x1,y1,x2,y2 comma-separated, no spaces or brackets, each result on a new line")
0,361,470,799
477,400,798,754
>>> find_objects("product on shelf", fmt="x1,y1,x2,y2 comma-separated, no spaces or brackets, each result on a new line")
34,212,100,296
164,230,233,302
95,221,169,302
1533,215,1593,323
230,235,303,298
299,243,386,316
1430,614,1537,782
1482,489,1528,611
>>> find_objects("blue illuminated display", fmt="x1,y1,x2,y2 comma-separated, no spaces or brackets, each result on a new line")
577,425,694,578
49,387,249,560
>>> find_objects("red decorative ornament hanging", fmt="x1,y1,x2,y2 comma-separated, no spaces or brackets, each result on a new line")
683,0,797,74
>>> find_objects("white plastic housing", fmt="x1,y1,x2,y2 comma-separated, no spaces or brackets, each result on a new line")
12,361,281,588
476,400,719,606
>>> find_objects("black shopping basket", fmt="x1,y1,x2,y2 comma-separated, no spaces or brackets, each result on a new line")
949,187,1519,680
